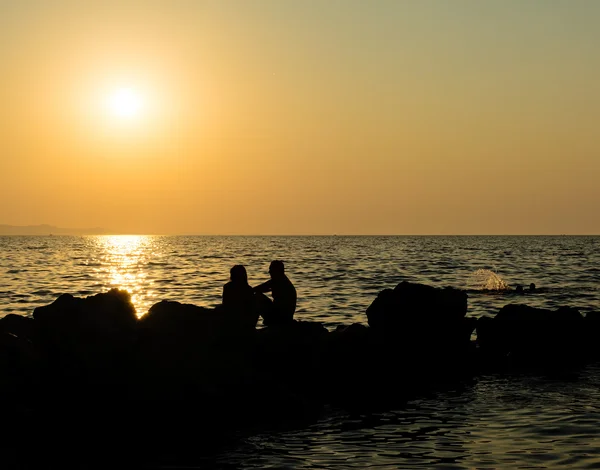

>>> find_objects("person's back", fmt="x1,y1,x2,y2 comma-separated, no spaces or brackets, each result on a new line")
222,265,258,329
253,260,296,326
270,273,296,322
223,281,254,313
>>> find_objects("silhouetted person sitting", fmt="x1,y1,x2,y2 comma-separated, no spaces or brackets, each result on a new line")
253,260,297,327
515,284,524,294
529,283,536,292
222,265,258,330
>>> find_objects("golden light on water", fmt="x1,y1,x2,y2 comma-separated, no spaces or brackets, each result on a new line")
94,235,156,317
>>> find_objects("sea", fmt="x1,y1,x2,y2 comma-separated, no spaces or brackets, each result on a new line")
1,235,600,469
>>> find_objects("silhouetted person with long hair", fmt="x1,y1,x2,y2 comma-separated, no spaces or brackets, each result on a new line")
253,260,296,326
222,264,258,330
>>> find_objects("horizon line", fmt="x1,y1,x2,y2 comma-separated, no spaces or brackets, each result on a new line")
1,233,598,237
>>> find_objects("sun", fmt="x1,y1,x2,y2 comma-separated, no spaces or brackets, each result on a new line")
108,87,143,119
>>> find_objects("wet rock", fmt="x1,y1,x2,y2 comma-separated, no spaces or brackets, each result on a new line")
32,288,137,395
0,331,40,401
133,300,227,399
138,299,220,334
0,314,37,343
367,282,467,328
253,320,329,394
322,323,379,405
366,281,472,353
0,315,40,400
6,282,600,456
476,303,585,365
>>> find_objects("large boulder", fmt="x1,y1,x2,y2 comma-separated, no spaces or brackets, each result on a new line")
32,289,137,391
253,320,329,389
133,300,239,399
0,331,40,401
0,314,40,400
321,323,381,406
0,314,37,343
137,299,222,342
134,303,323,431
366,281,472,352
248,321,329,419
476,304,585,364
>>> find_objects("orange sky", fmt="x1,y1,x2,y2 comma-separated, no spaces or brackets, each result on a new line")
1,1,599,234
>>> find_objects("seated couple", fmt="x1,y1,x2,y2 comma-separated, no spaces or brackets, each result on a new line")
222,260,297,329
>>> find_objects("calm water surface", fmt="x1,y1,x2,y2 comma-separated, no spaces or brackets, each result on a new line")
208,365,600,469
1,235,600,468
2,235,599,324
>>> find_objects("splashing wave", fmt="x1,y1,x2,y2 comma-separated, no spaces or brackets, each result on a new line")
467,269,510,291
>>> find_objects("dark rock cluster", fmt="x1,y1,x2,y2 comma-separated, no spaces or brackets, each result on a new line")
0,282,598,466
476,303,600,369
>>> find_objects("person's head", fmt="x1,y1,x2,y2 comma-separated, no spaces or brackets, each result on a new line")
515,284,523,293
529,283,536,291
268,260,285,278
230,264,248,283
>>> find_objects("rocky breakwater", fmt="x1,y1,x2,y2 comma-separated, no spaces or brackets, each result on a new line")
1,282,599,465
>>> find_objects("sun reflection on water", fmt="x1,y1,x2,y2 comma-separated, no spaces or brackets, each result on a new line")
93,235,157,317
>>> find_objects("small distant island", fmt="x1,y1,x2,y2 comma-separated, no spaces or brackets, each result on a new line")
0,224,107,235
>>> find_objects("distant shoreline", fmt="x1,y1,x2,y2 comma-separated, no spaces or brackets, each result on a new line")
0,224,106,236
0,227,598,237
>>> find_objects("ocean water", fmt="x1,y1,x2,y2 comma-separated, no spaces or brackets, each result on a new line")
2,235,600,468
2,235,599,324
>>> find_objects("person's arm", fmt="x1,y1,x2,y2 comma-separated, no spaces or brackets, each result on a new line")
253,279,272,294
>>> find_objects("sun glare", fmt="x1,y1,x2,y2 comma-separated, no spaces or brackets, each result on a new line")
108,87,143,119
95,235,156,317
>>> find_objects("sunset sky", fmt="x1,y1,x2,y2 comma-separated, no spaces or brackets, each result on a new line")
1,0,598,235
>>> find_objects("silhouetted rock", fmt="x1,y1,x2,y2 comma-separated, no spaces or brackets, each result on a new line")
5,282,600,462
322,323,379,406
253,320,329,394
0,313,37,342
367,282,467,325
32,288,137,395
0,314,40,401
476,303,585,366
133,304,324,434
138,299,221,341
361,281,477,405
133,300,228,399
366,281,472,351
0,331,40,400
